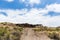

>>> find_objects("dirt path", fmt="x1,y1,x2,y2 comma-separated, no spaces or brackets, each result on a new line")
20,28,52,40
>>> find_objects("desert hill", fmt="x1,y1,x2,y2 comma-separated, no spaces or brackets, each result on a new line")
0,22,60,40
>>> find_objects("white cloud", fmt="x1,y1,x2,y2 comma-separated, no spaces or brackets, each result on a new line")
0,9,27,18
46,3,60,13
20,0,26,2
5,0,14,2
0,3,60,27
20,0,41,7
28,0,40,4
46,16,60,27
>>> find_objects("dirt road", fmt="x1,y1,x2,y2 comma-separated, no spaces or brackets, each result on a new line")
20,28,52,40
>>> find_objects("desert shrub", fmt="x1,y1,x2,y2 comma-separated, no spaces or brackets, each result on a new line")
14,27,23,32
48,32,60,40
0,27,7,36
56,27,60,31
0,26,23,40
33,28,41,31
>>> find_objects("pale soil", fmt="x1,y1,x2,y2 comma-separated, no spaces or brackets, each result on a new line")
20,28,52,40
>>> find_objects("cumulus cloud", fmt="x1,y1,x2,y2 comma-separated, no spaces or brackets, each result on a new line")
0,3,60,27
5,0,14,2
20,0,41,7
46,3,60,13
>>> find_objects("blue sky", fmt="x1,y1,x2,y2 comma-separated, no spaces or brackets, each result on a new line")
0,0,60,27
0,0,59,9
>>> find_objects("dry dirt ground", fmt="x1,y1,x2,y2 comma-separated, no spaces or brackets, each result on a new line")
20,28,53,40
